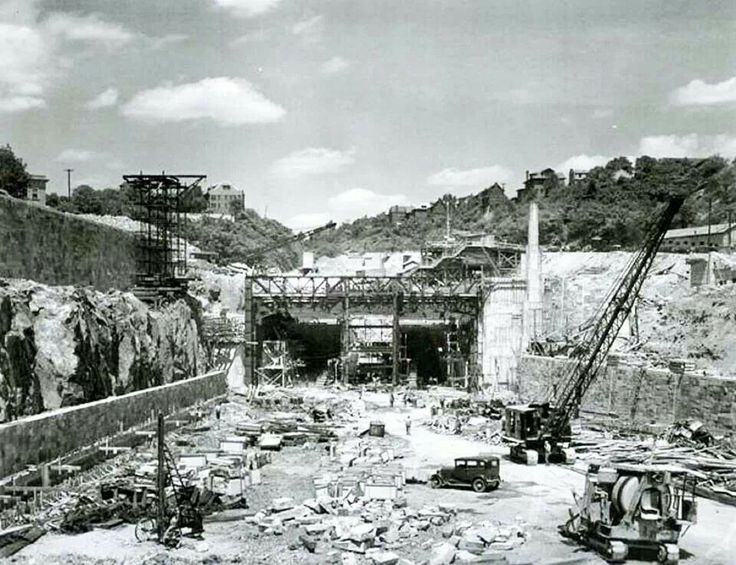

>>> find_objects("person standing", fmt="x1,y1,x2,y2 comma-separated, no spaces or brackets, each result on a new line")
389,389,395,408
405,415,412,435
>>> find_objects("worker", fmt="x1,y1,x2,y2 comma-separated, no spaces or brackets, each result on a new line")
405,415,412,435
544,440,551,465
389,389,395,408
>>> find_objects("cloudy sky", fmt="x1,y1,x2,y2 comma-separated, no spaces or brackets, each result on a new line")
2,0,735,228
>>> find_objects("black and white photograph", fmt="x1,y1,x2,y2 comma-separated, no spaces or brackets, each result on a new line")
0,1,735,563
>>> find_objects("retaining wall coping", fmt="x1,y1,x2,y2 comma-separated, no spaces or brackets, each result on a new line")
0,370,224,431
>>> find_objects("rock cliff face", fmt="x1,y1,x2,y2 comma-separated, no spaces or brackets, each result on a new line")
0,279,205,422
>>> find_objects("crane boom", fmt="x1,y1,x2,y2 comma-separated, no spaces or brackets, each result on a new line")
543,195,685,437
244,221,336,264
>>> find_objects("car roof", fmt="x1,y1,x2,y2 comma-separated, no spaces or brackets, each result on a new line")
455,455,499,462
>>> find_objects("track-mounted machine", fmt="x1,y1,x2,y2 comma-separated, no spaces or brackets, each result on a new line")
502,158,725,465
503,193,687,464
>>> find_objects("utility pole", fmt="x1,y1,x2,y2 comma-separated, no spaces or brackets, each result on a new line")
64,168,73,198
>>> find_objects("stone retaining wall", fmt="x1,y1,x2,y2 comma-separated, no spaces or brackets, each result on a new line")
0,370,226,478
0,194,136,290
518,355,736,435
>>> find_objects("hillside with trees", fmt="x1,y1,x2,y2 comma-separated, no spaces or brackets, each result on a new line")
306,156,734,256
1,145,732,269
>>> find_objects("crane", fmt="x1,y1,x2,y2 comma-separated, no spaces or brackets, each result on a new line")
503,158,725,464
232,221,336,272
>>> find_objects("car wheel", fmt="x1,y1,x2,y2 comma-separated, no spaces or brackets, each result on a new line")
429,476,442,489
486,480,500,491
472,478,486,493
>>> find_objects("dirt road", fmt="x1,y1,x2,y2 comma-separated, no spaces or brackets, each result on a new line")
368,392,736,565
12,389,736,564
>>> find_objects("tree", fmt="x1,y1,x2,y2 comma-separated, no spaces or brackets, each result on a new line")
0,145,30,198
229,197,244,218
181,185,208,213
71,185,103,214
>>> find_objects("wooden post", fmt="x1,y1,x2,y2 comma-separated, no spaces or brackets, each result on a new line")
157,412,165,543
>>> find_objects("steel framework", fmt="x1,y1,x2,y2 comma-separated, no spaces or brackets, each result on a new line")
124,173,205,291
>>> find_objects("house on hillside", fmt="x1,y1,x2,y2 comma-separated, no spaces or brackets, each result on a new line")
516,168,566,200
388,205,413,225
26,174,48,205
662,223,736,252
568,169,588,185
206,184,245,214
409,204,430,221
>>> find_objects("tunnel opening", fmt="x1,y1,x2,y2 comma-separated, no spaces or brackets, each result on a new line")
256,313,476,386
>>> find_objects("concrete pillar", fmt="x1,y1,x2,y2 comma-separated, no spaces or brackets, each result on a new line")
524,202,543,344
243,277,256,385
341,294,350,385
391,291,402,385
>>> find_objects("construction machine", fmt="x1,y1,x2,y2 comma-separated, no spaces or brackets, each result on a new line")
502,158,725,465
561,464,699,564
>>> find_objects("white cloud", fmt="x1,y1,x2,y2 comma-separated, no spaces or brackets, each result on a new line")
328,188,408,219
211,0,282,18
55,149,97,162
670,77,736,106
427,165,513,188
0,95,45,113
556,154,609,171
287,187,409,228
270,147,355,179
44,13,135,50
638,134,736,158
292,15,324,43
321,56,350,75
288,212,332,231
0,22,52,104
148,33,188,50
122,77,285,126
87,87,118,110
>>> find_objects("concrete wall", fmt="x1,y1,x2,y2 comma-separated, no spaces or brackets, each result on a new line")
0,194,136,290
480,279,527,388
0,370,226,478
518,355,736,435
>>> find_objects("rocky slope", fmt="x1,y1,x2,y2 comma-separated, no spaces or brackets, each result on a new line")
541,251,736,377
0,279,205,422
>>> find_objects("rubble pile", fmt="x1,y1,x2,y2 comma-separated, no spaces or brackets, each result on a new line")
572,419,736,502
248,492,528,564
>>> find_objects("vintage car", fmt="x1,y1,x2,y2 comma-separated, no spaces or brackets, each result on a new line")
429,455,501,493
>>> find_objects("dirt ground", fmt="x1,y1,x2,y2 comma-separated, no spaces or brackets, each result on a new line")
10,389,736,565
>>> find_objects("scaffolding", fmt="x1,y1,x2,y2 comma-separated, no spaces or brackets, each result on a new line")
124,173,205,297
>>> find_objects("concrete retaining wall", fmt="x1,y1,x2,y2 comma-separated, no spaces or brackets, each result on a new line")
0,370,226,478
518,355,736,435
0,194,136,290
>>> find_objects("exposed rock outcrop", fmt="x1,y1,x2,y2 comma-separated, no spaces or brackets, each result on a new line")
0,279,204,422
